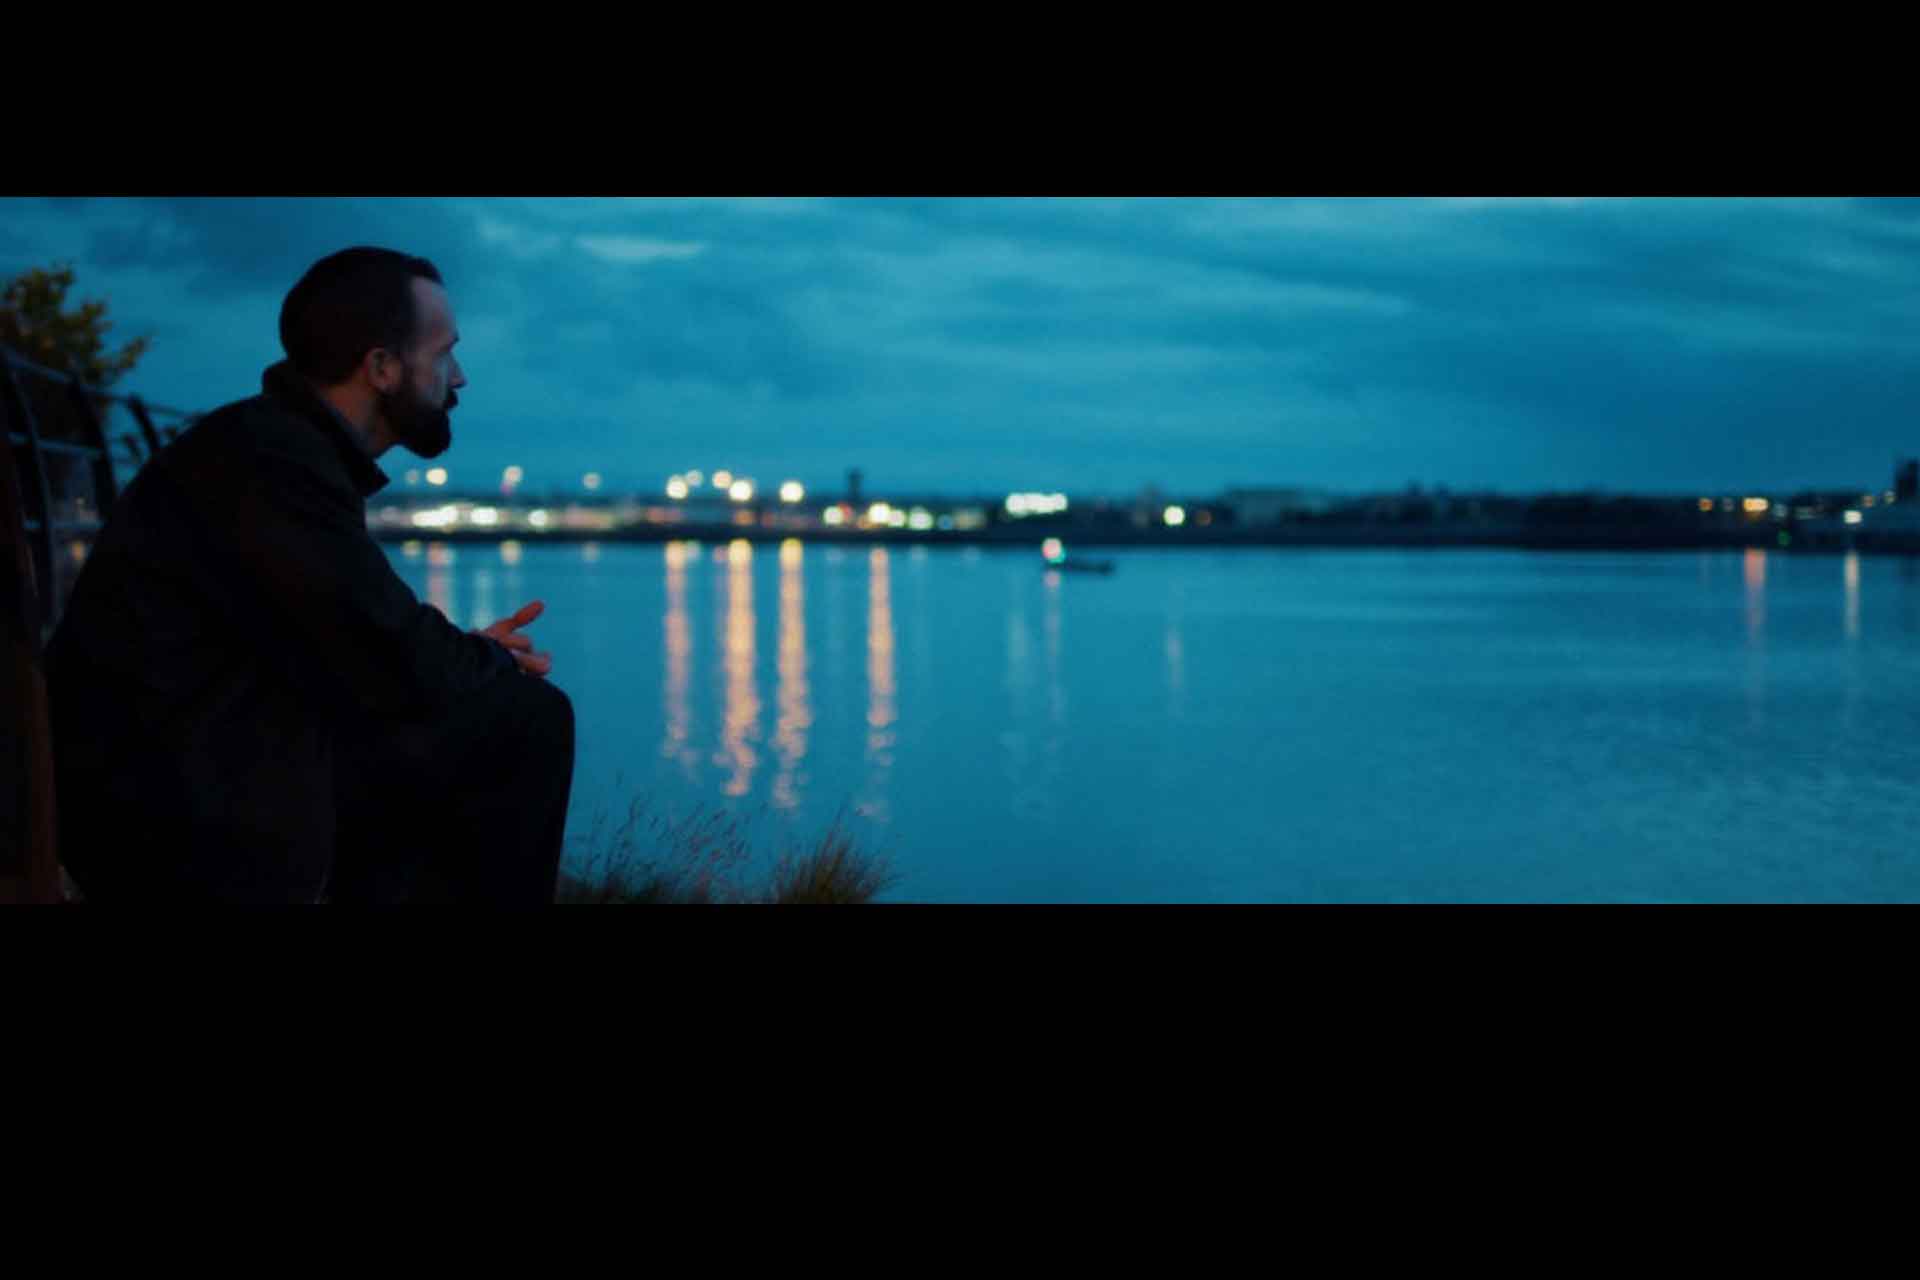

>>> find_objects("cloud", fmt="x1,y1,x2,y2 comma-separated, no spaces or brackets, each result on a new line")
573,235,707,265
476,215,566,259
12,196,1920,496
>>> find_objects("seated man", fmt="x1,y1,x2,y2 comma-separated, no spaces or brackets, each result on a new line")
47,247,573,904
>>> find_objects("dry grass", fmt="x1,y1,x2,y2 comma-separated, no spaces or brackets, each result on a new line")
762,814,899,904
554,795,896,905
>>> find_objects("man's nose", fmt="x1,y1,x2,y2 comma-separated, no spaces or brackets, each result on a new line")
450,359,467,389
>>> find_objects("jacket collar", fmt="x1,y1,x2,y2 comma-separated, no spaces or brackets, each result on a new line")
260,361,391,498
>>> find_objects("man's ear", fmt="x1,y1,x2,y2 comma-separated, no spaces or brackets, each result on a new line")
363,347,403,393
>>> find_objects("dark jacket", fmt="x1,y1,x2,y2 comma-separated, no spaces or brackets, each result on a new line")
46,361,514,902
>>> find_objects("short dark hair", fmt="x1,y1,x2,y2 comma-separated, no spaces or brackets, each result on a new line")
279,247,444,386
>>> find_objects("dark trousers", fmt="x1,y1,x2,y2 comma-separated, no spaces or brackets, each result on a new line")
328,671,575,905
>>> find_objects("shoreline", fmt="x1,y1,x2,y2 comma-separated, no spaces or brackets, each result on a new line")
367,522,1913,555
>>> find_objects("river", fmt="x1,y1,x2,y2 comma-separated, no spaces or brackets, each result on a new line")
384,540,1920,902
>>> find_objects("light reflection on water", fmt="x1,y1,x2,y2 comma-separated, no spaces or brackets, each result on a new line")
1744,546,1767,645
1744,547,1768,728
862,547,896,823
661,541,693,777
773,540,811,811
471,567,495,633
385,542,1920,902
719,540,760,797
425,542,455,620
1164,580,1186,721
1845,550,1860,642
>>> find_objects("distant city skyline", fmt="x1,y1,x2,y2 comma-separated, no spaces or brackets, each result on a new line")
11,196,1920,498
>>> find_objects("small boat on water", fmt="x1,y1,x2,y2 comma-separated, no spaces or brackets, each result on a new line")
1041,537,1114,574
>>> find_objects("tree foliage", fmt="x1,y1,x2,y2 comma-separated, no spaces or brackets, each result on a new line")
0,264,152,389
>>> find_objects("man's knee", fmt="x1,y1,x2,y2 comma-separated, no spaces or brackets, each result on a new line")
516,676,573,755
472,673,573,779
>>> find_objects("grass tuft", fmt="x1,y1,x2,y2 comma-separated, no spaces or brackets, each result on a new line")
555,796,895,905
761,812,899,904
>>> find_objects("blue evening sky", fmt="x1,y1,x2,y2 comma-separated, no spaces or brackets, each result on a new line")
6,196,1919,501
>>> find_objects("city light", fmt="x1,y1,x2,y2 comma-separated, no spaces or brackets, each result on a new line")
1005,492,1069,517
685,470,704,487
1041,537,1065,563
499,540,523,565
380,470,1892,552
713,470,733,489
405,469,421,486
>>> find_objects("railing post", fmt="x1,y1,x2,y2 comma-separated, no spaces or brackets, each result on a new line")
1,354,57,642
66,367,120,518
0,359,63,904
126,394,163,458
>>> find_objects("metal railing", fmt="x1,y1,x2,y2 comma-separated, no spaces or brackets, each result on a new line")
2,347,200,641
2,346,201,902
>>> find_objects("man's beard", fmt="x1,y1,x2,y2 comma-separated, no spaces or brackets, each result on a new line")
379,380,455,459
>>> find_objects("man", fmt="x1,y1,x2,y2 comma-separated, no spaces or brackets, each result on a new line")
46,247,573,904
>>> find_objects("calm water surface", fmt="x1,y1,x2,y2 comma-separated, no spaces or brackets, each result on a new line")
385,540,1920,902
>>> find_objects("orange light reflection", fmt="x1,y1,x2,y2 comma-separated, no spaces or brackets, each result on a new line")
719,539,761,797
1743,547,1767,644
772,539,812,811
425,542,455,618
862,548,896,822
662,542,694,777
1844,550,1861,641
471,567,495,633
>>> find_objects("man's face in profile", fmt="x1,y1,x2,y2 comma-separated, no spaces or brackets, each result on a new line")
380,277,466,459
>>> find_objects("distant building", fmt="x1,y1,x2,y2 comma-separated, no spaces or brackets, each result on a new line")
1132,484,1164,528
848,468,864,506
1221,487,1335,525
1897,459,1918,503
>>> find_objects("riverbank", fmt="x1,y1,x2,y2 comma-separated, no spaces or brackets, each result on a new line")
370,521,1915,555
